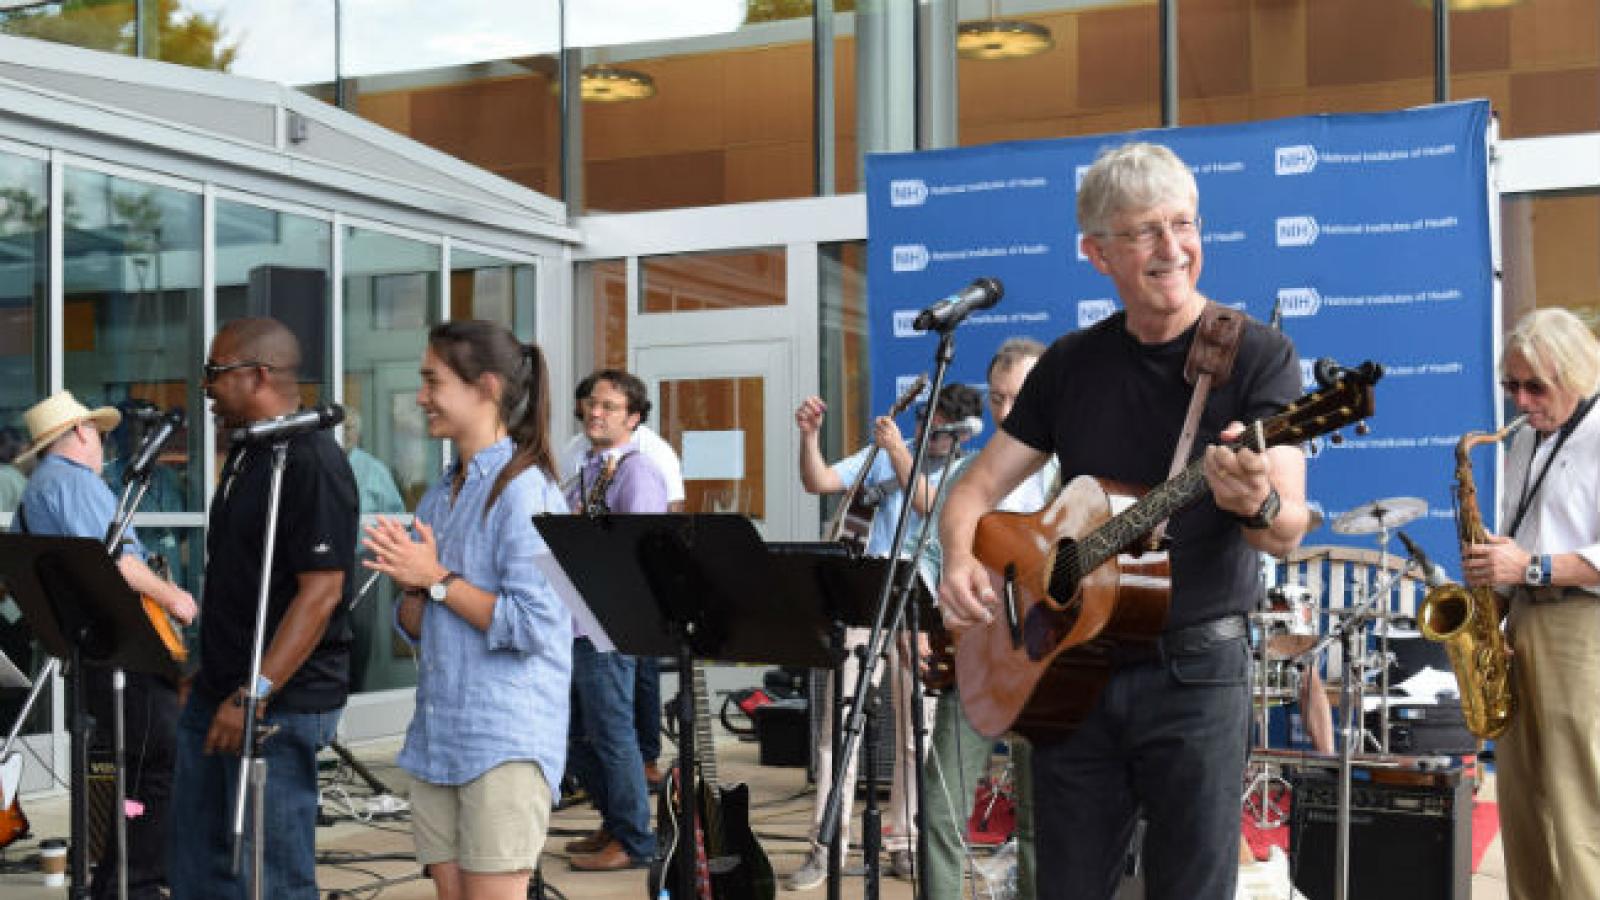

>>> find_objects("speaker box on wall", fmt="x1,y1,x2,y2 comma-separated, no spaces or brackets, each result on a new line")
247,266,328,384
1289,765,1471,900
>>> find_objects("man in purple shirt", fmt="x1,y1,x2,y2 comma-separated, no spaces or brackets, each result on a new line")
562,369,668,871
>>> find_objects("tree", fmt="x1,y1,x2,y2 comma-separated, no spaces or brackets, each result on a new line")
0,0,238,72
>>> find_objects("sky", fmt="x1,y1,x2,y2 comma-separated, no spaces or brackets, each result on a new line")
185,0,748,86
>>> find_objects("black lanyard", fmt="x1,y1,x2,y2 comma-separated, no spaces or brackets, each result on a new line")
1508,394,1597,539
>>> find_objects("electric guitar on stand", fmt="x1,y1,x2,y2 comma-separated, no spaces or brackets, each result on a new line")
955,362,1382,741
647,663,775,900
825,375,928,555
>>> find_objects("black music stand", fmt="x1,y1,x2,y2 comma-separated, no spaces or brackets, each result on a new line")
534,514,863,899
0,534,180,899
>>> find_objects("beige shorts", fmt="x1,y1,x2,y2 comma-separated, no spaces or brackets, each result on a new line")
409,761,552,873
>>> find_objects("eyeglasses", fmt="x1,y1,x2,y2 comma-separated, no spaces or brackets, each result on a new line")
580,397,628,414
203,359,272,382
1500,377,1550,398
1101,215,1202,249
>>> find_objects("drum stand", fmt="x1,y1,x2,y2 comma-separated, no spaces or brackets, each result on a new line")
1242,625,1293,828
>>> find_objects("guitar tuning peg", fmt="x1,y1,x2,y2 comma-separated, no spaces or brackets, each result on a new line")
1355,422,1371,436
1329,433,1345,446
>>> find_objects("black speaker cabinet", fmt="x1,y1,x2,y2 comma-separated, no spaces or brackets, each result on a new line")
1290,764,1471,900
806,669,897,788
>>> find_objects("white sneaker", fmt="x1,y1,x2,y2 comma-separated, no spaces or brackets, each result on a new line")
786,848,828,892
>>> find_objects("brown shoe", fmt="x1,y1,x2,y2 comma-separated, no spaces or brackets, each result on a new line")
644,761,664,790
569,839,647,872
563,828,611,854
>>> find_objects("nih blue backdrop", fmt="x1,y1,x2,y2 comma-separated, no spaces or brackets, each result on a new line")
865,101,1496,574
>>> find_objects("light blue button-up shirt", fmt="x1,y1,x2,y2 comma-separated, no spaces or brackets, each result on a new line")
396,438,573,788
13,453,146,559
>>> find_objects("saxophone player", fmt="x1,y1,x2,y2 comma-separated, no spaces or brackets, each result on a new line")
1462,308,1600,900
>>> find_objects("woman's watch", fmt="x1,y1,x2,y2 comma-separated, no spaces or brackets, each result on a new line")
427,572,461,602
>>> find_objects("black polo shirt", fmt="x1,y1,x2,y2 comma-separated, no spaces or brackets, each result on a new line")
1004,309,1300,630
198,428,359,712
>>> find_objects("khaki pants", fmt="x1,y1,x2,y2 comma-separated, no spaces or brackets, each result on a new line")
1498,592,1600,900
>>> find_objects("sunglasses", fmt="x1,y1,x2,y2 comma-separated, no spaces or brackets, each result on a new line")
1500,377,1550,398
203,359,272,382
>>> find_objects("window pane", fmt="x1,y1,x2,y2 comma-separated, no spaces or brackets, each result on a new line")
1502,191,1600,330
342,227,441,511
656,375,765,517
450,248,536,338
63,167,204,512
215,199,334,401
641,248,785,313
578,259,627,373
818,240,867,529
0,151,48,516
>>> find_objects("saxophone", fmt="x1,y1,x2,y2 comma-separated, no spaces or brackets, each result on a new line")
1417,415,1527,739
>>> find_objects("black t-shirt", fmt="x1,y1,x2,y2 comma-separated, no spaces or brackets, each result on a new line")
1004,308,1300,630
199,429,359,712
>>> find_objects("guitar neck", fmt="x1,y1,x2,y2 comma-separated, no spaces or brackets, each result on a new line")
1071,460,1209,575
690,663,718,786
826,447,881,541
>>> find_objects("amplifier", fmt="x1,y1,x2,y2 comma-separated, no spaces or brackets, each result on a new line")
1365,703,1477,756
807,669,897,787
1290,764,1471,900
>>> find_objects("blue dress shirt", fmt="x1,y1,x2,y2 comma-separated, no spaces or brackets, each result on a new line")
13,453,147,559
396,438,574,788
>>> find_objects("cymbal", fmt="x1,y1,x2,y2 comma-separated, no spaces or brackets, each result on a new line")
1331,497,1428,535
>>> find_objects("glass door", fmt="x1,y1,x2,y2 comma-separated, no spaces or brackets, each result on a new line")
634,341,793,537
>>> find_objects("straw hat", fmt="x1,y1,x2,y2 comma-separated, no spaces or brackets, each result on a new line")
16,390,121,464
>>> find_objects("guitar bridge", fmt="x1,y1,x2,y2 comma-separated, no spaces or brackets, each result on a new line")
1003,563,1023,650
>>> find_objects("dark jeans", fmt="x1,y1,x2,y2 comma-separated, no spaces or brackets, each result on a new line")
167,692,341,900
1032,634,1250,900
85,668,178,900
635,655,662,763
568,638,655,860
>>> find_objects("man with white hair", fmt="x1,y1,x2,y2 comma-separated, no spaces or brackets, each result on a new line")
1464,307,1600,900
12,389,197,899
937,142,1309,899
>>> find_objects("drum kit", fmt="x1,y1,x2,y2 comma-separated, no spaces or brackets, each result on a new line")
1242,495,1430,829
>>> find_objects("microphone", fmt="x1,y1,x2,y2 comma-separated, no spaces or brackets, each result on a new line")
1313,358,1385,389
229,403,345,445
931,416,984,437
123,404,165,424
122,408,185,485
912,278,1003,333
1397,531,1449,589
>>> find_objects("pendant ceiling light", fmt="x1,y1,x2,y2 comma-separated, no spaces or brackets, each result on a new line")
1413,0,1522,9
580,64,656,103
958,1,1054,61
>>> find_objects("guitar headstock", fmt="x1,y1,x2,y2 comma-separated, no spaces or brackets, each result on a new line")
889,374,930,418
1257,359,1382,449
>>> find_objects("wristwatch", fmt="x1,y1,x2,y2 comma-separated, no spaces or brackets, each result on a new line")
1524,554,1553,587
427,572,460,602
1237,488,1281,530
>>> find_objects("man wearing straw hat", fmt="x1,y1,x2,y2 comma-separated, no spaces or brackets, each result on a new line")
12,389,197,900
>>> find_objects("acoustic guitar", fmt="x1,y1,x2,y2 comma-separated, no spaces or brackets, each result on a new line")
143,555,188,665
955,363,1381,741
647,663,775,900
825,375,928,555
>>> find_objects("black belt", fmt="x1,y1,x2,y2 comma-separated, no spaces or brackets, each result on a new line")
1107,614,1248,667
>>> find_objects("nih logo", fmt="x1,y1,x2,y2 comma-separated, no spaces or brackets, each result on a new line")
1078,299,1116,328
1275,145,1319,176
890,179,928,207
895,374,930,404
1275,216,1320,247
893,310,920,338
1276,287,1322,318
892,244,930,272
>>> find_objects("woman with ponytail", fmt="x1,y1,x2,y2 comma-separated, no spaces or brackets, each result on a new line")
362,320,571,900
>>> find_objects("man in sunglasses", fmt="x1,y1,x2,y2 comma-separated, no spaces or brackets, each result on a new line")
1463,307,1600,900
169,317,358,900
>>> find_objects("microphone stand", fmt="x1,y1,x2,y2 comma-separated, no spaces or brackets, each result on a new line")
230,438,292,900
1294,541,1419,900
98,420,176,900
818,326,958,900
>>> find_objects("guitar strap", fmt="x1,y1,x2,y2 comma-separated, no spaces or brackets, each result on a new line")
1147,301,1246,550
